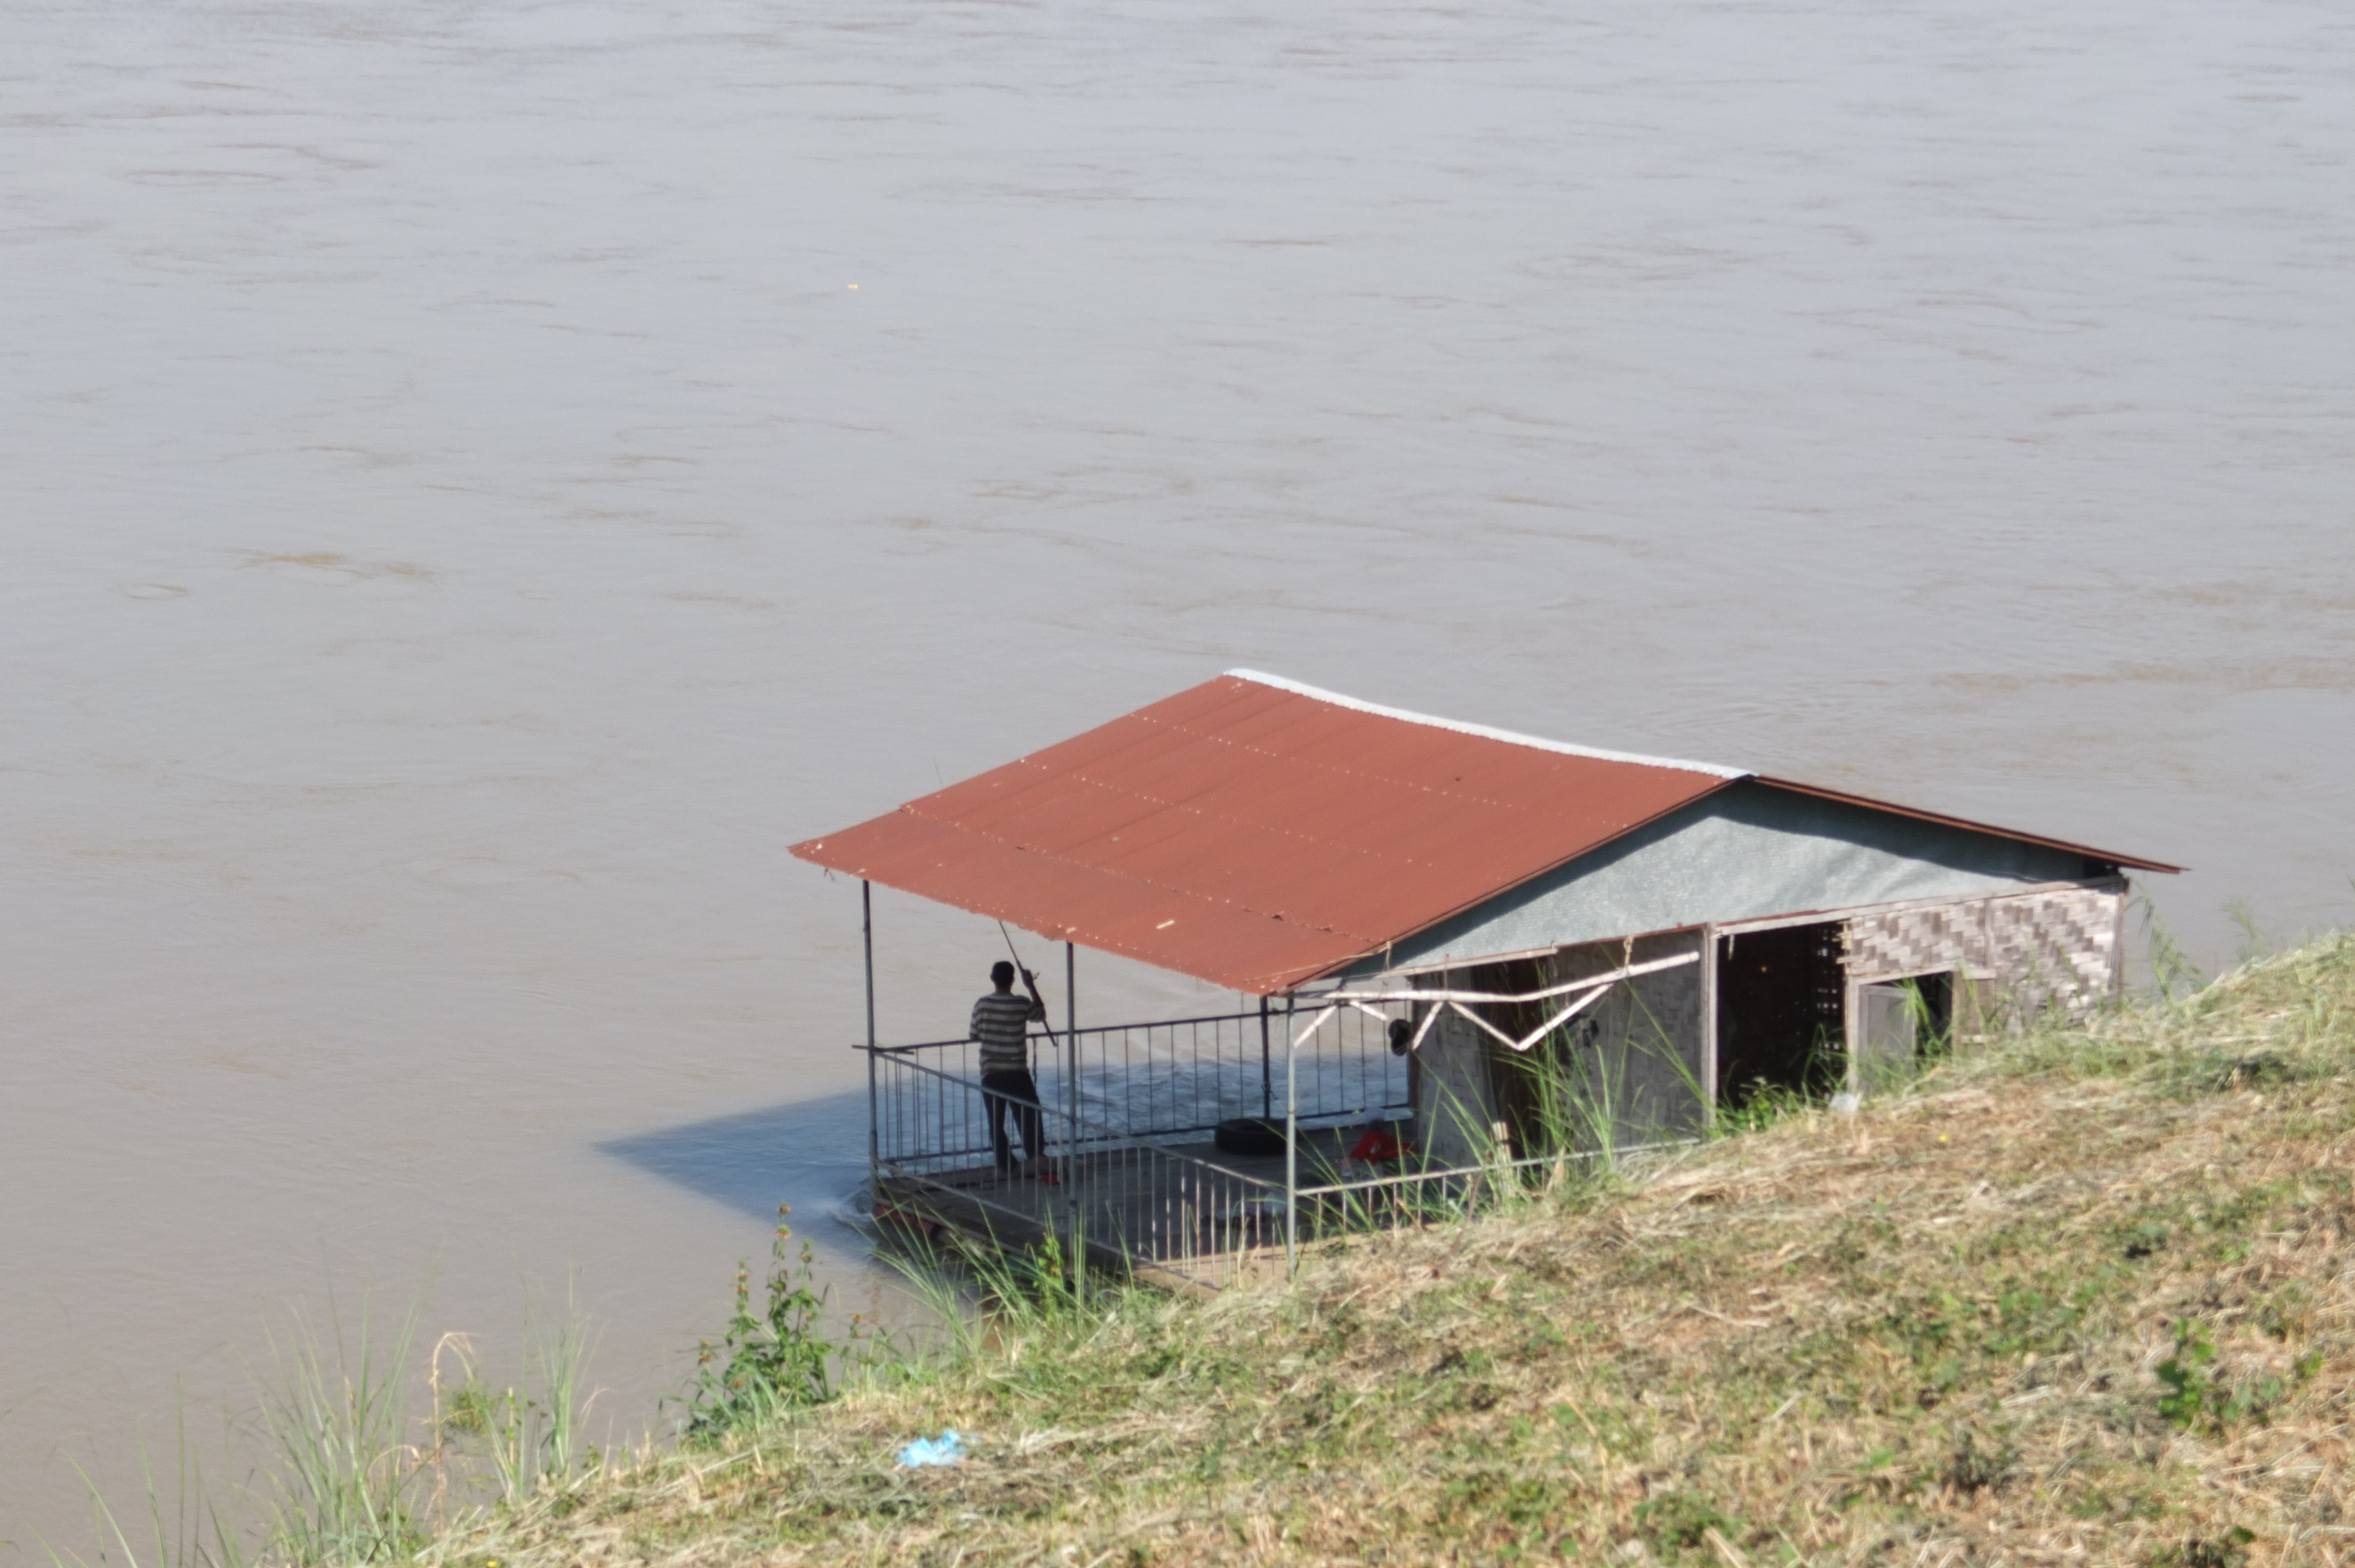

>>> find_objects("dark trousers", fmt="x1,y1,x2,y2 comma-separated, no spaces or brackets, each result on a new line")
980,1068,1045,1172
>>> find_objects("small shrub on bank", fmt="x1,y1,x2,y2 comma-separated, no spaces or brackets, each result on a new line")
685,1205,873,1442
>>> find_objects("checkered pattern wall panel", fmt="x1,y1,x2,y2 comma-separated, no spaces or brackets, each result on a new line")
1842,883,2124,1024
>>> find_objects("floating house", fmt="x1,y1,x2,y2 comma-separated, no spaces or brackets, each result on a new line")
792,671,2177,1287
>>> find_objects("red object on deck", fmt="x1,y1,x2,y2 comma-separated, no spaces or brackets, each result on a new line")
790,671,1736,994
1348,1127,1408,1163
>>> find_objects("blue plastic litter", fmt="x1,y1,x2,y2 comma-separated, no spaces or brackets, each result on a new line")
896,1429,966,1469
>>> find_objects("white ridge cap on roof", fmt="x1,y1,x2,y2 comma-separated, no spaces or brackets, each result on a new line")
1223,669,1749,780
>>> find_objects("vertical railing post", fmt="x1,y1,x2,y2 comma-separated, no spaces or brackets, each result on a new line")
1259,995,1272,1121
1284,992,1299,1278
1699,924,1720,1128
1064,939,1080,1287
863,881,878,1204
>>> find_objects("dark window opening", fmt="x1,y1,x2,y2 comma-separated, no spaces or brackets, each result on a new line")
1715,922,1845,1104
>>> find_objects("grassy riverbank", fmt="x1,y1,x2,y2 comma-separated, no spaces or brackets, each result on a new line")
427,933,2351,1566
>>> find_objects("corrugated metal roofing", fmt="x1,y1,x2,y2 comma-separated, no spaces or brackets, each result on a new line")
788,671,2178,994
792,673,1739,992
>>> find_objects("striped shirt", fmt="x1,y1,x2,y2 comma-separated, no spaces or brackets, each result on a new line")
970,991,1046,1074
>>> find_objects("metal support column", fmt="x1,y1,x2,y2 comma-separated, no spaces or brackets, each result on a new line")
1258,995,1272,1120
1283,992,1298,1277
1064,939,1080,1289
862,881,878,1206
2109,884,2131,1008
1698,923,1719,1121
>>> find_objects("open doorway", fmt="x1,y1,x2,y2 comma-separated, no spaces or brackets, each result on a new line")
1715,922,1845,1104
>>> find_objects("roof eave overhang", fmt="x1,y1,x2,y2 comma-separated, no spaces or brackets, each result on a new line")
1748,776,2185,875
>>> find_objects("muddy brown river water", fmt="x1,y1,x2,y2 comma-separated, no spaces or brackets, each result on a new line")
4,0,2350,1549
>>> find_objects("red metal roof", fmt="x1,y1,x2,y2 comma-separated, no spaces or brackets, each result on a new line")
790,672,1743,993
791,672,2180,993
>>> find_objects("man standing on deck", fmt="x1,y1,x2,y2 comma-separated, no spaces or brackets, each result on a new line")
972,960,1052,1179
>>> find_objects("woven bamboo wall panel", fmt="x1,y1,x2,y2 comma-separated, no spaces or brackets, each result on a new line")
1842,884,2122,1023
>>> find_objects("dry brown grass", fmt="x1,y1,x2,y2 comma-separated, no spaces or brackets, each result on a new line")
425,934,2355,1567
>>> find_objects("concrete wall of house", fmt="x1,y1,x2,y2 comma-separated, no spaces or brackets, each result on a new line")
1537,929,1709,1150
1414,1005,1501,1171
1359,780,2095,977
1417,930,1709,1161
1413,923,1714,1154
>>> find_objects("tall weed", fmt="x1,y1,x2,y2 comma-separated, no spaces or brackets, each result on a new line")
247,1301,422,1565
686,1205,875,1442
42,1408,246,1568
429,1296,601,1510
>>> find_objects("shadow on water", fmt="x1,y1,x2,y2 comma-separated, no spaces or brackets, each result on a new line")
598,1085,873,1227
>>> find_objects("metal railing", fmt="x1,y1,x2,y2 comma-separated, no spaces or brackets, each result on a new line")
870,1002,1411,1154
861,998,1689,1287
867,1047,1293,1289
865,1002,1412,1287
